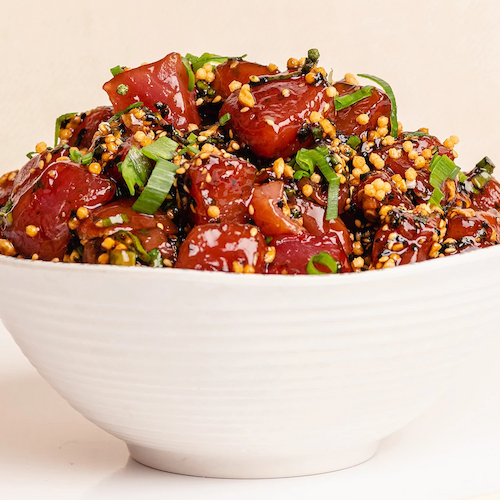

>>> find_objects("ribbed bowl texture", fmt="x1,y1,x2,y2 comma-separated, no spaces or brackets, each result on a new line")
0,246,498,478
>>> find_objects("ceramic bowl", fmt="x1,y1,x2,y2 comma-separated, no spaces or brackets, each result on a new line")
0,246,498,478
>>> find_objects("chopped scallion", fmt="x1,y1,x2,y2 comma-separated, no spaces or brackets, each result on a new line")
81,152,93,165
427,154,460,206
429,154,460,191
184,145,201,155
110,65,124,77
306,252,339,274
347,135,361,149
102,213,131,228
119,146,153,195
185,52,247,72
470,156,495,191
219,113,231,126
69,149,82,163
107,102,143,123
187,132,198,144
429,188,444,207
54,112,77,147
109,249,136,266
334,86,374,111
141,136,179,161
404,131,434,139
132,158,178,215
26,151,37,159
147,248,164,268
181,57,195,92
357,74,398,138
293,146,340,219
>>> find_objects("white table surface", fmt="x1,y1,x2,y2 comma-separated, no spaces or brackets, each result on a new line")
1,321,499,500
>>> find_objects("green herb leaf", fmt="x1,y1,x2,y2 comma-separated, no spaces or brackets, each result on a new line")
109,249,136,266
219,113,231,126
107,102,143,123
334,86,374,111
306,252,339,274
141,136,179,161
119,146,153,195
347,135,361,149
110,65,124,77
54,112,77,147
116,84,128,95
132,158,178,215
102,213,131,228
357,74,398,138
26,151,37,159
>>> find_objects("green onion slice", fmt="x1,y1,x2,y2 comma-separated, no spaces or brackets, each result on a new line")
109,249,136,266
334,86,374,111
347,135,361,149
219,113,231,126
404,131,434,139
141,136,179,161
107,102,143,123
26,151,37,159
81,152,93,165
306,252,339,274
429,154,460,190
54,112,77,147
470,156,495,191
119,146,153,195
427,154,461,206
102,213,131,228
110,65,124,77
181,57,196,92
132,158,178,215
115,231,150,261
357,74,398,138
185,52,247,72
429,188,444,207
178,145,201,156
147,248,164,268
187,132,198,144
293,146,340,220
69,149,82,163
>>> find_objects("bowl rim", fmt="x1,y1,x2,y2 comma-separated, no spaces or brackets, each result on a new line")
0,243,499,287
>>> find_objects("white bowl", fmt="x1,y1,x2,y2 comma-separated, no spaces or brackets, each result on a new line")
0,247,498,478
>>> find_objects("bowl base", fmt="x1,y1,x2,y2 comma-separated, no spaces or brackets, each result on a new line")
127,441,379,478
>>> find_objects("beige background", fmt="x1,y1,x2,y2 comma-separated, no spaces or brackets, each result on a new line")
0,0,499,175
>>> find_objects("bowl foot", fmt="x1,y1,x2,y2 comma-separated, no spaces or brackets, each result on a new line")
127,441,379,478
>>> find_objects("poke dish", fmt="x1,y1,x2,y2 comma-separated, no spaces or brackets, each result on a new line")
0,49,498,275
